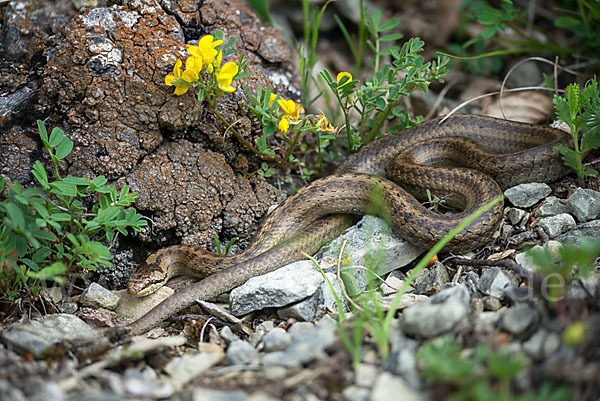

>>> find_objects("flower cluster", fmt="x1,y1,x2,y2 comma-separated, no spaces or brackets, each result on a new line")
165,35,239,95
268,94,303,133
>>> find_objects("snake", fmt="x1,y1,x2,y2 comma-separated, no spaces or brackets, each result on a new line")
120,114,571,336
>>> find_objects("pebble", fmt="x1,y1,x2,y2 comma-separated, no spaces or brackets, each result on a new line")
413,262,450,295
220,326,240,344
500,305,538,335
534,196,567,217
382,335,420,389
342,386,370,401
226,340,259,365
400,284,470,338
229,261,323,316
261,316,336,368
556,219,600,243
504,183,551,208
522,329,561,360
506,207,528,226
354,363,380,387
478,267,510,299
262,328,292,352
277,271,344,321
0,314,98,357
566,188,600,222
482,295,502,311
371,372,425,401
79,282,120,310
537,213,576,238
473,311,501,334
164,345,224,390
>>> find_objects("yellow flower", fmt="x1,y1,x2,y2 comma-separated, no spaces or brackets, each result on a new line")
269,93,278,108
216,61,238,93
185,55,203,75
317,114,335,133
165,59,197,96
336,71,352,88
278,116,290,133
187,35,223,68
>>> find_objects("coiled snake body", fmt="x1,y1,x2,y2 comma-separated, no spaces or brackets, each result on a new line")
123,115,571,335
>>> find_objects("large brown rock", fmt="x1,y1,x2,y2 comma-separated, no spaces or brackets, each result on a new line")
0,0,298,251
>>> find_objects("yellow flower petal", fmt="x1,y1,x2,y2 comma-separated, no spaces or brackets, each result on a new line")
186,56,203,74
216,62,239,93
269,93,278,108
278,116,290,133
173,85,190,96
277,99,296,115
291,104,302,120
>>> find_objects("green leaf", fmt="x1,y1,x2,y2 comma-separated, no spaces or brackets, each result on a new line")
197,87,205,103
481,25,497,39
553,95,572,127
62,176,91,186
566,83,581,121
32,247,52,263
379,33,403,42
92,176,108,188
555,145,582,174
6,203,25,229
37,120,48,143
554,16,580,29
26,262,66,283
32,161,49,189
55,137,74,160
49,127,65,147
50,181,78,197
378,18,399,32
15,236,28,257
50,212,72,222
263,122,277,137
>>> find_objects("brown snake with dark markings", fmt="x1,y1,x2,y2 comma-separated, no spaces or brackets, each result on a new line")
121,114,571,335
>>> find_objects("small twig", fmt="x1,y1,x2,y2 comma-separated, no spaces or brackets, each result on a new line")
440,86,566,123
499,56,583,119
199,316,215,343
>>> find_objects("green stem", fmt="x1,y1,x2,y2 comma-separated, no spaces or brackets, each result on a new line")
281,129,303,169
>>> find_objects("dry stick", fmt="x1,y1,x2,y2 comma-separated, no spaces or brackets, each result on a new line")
440,86,566,124
498,56,583,120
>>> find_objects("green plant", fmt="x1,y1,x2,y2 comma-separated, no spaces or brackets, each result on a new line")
425,189,447,213
0,121,147,300
445,0,586,64
306,194,503,366
322,38,448,152
212,234,237,256
553,77,600,186
417,336,571,401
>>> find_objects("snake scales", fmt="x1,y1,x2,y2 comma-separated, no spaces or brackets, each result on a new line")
122,114,571,335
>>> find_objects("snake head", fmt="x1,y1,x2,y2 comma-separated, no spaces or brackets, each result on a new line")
127,261,170,297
